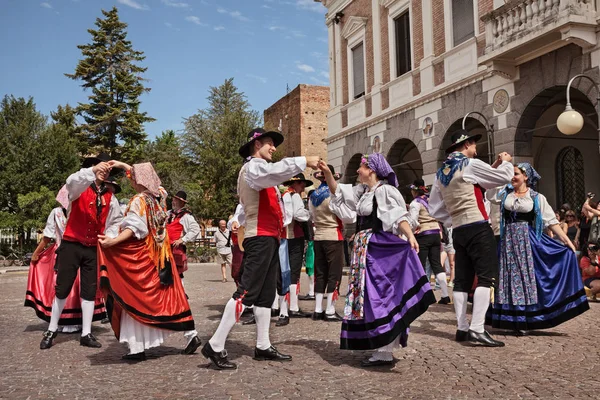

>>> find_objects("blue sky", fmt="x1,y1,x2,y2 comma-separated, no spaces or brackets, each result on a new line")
0,0,329,138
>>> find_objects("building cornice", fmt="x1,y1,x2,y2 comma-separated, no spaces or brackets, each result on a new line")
341,16,368,40
324,0,353,24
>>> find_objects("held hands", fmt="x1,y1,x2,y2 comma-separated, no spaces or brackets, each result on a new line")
92,162,111,180
305,156,320,170
317,160,330,174
98,234,115,248
108,160,132,171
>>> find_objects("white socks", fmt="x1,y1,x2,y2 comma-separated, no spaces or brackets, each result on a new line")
369,336,399,361
81,299,94,336
470,287,491,333
308,277,315,296
209,298,242,352
315,293,324,313
279,296,289,317
453,291,469,332
271,293,280,311
435,272,450,298
48,297,67,332
184,329,198,345
289,284,299,312
254,307,272,350
325,292,335,315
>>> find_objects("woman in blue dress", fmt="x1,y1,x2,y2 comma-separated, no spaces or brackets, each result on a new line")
486,163,589,334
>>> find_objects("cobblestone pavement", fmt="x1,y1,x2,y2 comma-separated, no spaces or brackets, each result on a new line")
1,264,599,399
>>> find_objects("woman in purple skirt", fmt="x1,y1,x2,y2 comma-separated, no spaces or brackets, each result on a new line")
318,155,436,367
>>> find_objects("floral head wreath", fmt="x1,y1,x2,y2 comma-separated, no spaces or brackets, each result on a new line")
410,184,429,193
360,154,369,165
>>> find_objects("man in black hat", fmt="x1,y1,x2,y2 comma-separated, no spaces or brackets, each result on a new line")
274,173,313,326
166,191,200,289
40,153,123,350
201,128,319,369
429,130,513,347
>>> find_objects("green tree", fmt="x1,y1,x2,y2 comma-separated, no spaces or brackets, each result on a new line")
51,104,88,156
66,6,154,159
182,78,261,219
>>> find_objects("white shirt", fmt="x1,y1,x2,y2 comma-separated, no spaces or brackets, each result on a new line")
429,159,514,227
329,181,409,235
121,195,149,240
486,187,559,227
215,228,232,255
283,191,310,227
244,157,307,192
228,204,245,230
43,207,67,245
167,210,201,242
66,167,123,238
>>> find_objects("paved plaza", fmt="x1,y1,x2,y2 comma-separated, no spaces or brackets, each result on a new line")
1,264,599,399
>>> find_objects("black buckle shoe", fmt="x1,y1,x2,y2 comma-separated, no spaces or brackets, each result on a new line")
468,330,505,347
438,296,452,305
311,311,325,321
242,315,256,325
200,342,237,369
298,294,316,301
40,330,57,350
122,352,146,361
360,358,394,367
253,346,292,362
182,335,202,355
80,333,102,348
275,316,289,327
324,312,344,322
288,310,311,318
455,330,469,342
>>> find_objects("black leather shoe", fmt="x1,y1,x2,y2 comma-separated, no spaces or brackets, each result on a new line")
468,330,505,347
298,294,316,301
122,352,146,361
80,333,102,348
360,358,394,367
241,307,253,317
275,316,289,326
40,330,57,350
438,296,452,305
455,330,469,342
242,315,256,325
182,335,202,355
311,311,325,321
324,312,343,322
515,329,529,337
200,342,237,369
271,309,280,317
253,346,292,362
288,310,311,318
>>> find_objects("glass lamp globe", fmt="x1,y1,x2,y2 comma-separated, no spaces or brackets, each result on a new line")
557,108,584,135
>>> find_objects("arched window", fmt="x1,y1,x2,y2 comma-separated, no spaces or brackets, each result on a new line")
556,146,585,210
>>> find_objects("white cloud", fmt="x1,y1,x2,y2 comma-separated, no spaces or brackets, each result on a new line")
317,37,328,44
40,2,52,9
217,7,250,21
319,71,329,79
292,31,306,38
117,0,149,10
161,0,189,8
268,26,283,31
262,4,272,9
295,0,326,13
214,26,225,31
185,16,206,26
310,76,329,85
297,64,315,73
247,74,268,84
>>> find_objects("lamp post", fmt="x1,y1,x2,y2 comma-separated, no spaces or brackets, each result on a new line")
557,74,600,154
462,111,495,165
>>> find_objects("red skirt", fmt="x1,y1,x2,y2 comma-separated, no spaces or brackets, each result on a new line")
24,243,106,325
98,239,195,339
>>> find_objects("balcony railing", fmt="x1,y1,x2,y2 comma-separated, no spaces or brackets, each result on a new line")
480,0,597,75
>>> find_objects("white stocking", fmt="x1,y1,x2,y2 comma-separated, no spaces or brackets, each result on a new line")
453,291,469,332
254,307,272,350
470,287,491,333
208,298,243,352
315,293,324,313
48,297,67,332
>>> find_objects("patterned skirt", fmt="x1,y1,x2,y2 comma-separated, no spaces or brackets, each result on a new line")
340,230,436,350
487,223,589,330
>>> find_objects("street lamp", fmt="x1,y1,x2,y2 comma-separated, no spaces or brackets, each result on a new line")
462,111,495,165
557,74,600,153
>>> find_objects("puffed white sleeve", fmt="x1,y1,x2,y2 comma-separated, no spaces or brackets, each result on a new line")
429,180,452,227
66,167,96,201
485,186,505,205
375,185,409,234
228,204,245,229
180,214,201,242
538,193,559,227
104,196,123,238
282,192,294,228
42,209,58,239
292,193,310,222
408,201,421,230
329,183,365,224
245,157,307,191
121,196,149,240
463,159,514,190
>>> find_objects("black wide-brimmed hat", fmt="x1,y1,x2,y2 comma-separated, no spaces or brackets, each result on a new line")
238,128,284,159
82,152,122,176
103,177,122,194
445,129,482,154
410,178,428,193
173,190,188,203
283,173,313,187
313,164,343,181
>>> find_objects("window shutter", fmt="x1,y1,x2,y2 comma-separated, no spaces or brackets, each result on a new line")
352,43,365,98
452,0,475,47
395,11,411,77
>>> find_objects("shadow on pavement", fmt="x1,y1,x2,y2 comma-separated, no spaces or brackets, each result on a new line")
86,341,183,365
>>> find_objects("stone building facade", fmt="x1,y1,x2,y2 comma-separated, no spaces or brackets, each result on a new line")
264,84,330,184
318,0,600,209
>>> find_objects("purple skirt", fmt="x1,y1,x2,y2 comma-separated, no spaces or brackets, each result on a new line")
340,231,436,350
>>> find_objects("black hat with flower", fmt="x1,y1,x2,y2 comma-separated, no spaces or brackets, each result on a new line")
238,128,284,159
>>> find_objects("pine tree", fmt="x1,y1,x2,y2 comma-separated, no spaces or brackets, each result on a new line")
182,78,261,220
66,7,154,159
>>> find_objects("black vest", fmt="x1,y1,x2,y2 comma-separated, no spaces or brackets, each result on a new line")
355,191,383,233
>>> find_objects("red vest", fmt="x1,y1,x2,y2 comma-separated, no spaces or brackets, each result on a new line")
256,187,284,238
166,214,185,242
62,186,112,247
